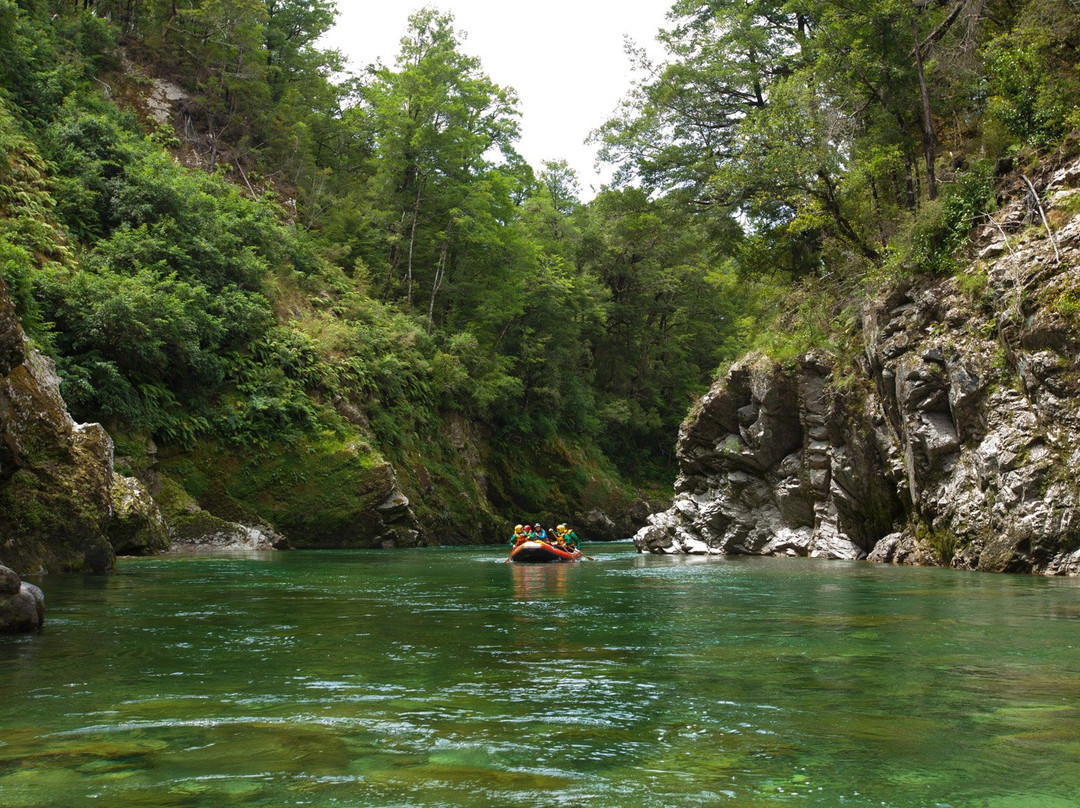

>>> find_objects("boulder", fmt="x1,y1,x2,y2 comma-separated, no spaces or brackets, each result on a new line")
0,564,20,595
0,565,44,632
0,276,116,574
108,475,170,555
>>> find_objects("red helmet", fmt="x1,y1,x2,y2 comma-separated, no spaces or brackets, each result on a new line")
524,525,532,531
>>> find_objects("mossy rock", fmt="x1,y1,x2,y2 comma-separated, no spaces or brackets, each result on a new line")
0,306,117,573
158,437,413,548
226,441,404,548
154,475,281,550
0,470,115,573
107,475,169,555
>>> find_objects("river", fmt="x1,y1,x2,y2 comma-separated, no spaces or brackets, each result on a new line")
1,544,1079,807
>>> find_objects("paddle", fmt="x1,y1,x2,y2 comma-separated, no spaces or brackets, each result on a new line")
564,541,593,560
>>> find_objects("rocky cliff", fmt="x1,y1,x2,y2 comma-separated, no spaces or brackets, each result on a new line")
635,163,1080,575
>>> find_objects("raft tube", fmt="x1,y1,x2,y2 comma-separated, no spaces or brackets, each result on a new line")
508,541,582,564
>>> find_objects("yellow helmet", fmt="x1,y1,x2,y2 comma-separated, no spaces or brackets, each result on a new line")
515,524,523,532
558,523,567,531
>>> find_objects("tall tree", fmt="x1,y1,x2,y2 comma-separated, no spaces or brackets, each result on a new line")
361,6,521,325
595,0,809,198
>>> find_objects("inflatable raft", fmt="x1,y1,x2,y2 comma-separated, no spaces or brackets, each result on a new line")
508,541,582,564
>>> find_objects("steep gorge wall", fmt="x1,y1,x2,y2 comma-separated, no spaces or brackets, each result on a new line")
0,268,422,570
636,165,1080,575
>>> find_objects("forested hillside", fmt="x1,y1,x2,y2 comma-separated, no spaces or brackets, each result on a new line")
0,0,746,562
599,0,1080,344
2,0,1078,568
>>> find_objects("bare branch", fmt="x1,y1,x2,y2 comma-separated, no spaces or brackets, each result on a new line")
911,0,968,60
1021,175,1061,265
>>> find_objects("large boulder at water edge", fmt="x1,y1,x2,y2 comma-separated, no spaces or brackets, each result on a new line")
108,474,170,555
635,162,1080,575
0,276,116,575
0,564,45,632
634,351,897,561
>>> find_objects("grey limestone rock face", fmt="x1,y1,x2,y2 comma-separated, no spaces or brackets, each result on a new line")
636,352,899,561
636,163,1080,575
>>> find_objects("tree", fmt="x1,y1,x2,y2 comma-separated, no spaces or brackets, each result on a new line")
360,7,522,328
577,187,739,476
595,0,809,198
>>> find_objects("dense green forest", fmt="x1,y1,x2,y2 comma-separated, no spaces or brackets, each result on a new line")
1,0,1077,544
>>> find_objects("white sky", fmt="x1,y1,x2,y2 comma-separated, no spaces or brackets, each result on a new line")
321,1,672,198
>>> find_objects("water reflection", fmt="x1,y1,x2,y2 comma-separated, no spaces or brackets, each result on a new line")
510,562,573,602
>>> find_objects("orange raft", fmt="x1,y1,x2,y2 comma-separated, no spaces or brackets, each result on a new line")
508,540,582,564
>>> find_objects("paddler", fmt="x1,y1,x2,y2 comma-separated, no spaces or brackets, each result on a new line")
558,523,581,550
509,524,527,547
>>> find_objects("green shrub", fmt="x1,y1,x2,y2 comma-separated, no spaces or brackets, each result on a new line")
893,164,995,277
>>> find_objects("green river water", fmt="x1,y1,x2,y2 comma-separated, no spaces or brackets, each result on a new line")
2,544,1080,807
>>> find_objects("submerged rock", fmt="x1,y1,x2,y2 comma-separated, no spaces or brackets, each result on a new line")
0,564,44,632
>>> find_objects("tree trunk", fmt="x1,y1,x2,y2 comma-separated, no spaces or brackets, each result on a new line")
870,177,888,248
912,17,938,201
404,178,424,308
817,171,882,265
427,231,451,333
904,153,917,211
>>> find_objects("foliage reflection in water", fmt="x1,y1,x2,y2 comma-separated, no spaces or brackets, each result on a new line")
2,546,1080,807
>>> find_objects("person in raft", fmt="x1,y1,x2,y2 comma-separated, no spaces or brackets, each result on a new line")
556,523,581,550
510,524,528,547
532,523,548,543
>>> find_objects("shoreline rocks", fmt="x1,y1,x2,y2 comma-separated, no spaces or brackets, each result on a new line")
0,564,45,632
1,276,117,575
